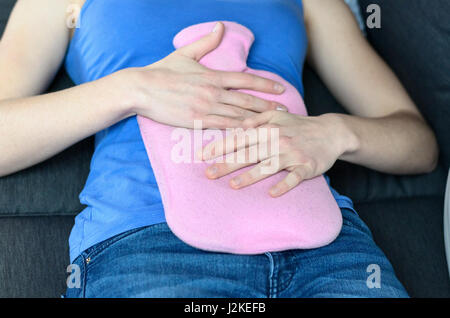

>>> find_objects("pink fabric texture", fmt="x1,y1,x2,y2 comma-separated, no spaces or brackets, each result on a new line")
137,21,342,254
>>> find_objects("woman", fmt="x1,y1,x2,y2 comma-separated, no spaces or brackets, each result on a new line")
0,0,438,298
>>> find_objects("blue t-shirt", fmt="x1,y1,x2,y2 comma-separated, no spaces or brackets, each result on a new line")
65,0,355,263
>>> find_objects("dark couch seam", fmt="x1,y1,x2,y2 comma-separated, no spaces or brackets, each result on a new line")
0,193,445,218
0,194,445,217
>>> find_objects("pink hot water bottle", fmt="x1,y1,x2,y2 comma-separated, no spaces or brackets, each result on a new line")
137,21,342,254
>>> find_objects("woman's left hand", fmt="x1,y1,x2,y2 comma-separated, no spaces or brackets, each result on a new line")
199,110,355,197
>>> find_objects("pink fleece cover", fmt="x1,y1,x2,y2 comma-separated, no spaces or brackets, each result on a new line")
137,21,342,254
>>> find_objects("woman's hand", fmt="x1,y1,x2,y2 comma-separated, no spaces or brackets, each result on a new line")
122,22,287,129
199,111,358,197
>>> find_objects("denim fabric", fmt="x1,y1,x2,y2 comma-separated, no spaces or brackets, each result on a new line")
65,209,408,298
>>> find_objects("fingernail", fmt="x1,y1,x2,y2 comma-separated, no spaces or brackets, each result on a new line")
231,177,241,187
270,186,280,196
207,166,218,176
276,105,288,112
274,83,285,93
212,23,220,33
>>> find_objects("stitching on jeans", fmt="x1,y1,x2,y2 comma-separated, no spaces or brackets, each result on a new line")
265,252,279,298
86,228,142,260
276,251,297,294
272,253,279,298
80,225,157,294
265,252,276,298
81,254,87,298
83,224,164,265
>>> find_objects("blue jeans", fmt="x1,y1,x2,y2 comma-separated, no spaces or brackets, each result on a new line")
65,209,408,298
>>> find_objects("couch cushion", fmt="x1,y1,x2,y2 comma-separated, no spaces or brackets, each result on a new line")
0,216,74,297
0,0,15,36
358,0,450,169
0,132,92,217
357,196,450,298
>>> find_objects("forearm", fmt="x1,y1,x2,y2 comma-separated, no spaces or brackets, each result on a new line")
0,70,133,177
332,111,439,174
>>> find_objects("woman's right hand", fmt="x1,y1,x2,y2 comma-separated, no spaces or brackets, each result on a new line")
123,22,287,129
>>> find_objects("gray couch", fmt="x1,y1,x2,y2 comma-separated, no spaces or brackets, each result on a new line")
1,0,449,298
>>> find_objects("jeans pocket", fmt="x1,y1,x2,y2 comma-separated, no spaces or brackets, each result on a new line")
84,225,157,263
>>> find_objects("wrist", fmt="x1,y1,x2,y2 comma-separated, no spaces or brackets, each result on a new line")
319,113,360,158
106,68,140,119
